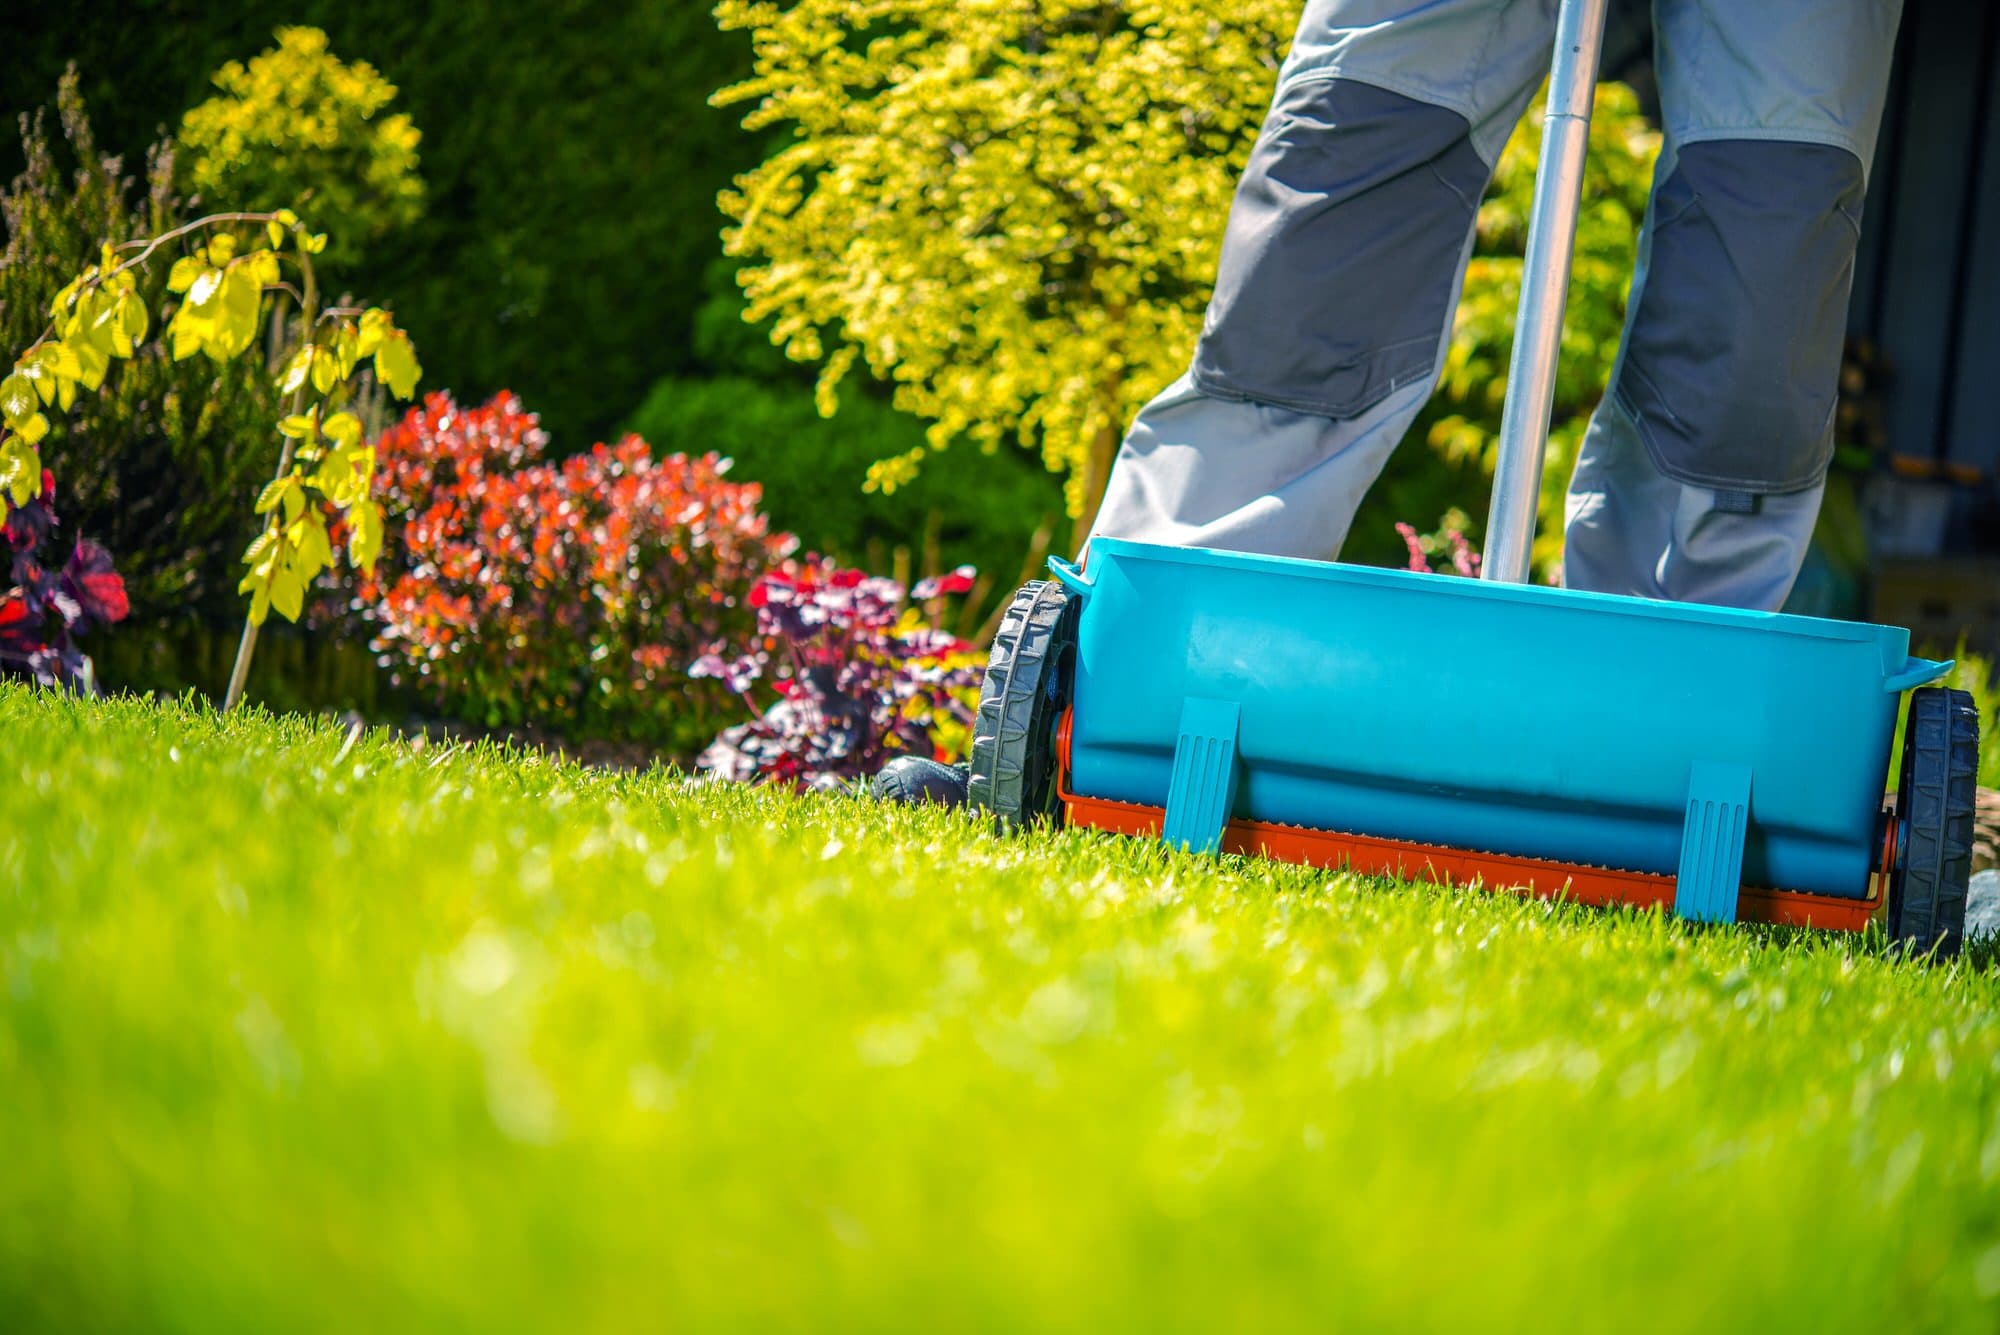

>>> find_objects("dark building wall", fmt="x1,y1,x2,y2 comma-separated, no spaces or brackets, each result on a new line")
1850,0,2000,557
1603,0,1998,559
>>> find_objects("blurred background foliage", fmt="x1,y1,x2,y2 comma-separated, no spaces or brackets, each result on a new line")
4,0,753,450
631,258,1067,600
6,3,1659,581
5,1,1665,707
710,0,1299,536
624,376,1063,600
0,71,278,626
176,24,423,275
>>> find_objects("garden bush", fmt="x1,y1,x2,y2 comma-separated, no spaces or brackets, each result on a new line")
176,26,423,274
713,0,1298,533
716,0,1657,570
0,70,276,625
714,7,1654,561
352,391,793,753
693,558,982,789
624,375,1065,606
8,4,757,449
0,466,129,688
4,79,426,714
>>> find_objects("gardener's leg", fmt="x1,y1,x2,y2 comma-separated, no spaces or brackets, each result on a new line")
1088,0,1559,562
1563,0,1902,609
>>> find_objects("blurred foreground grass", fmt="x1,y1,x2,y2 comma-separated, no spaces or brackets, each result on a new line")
5,684,2000,1332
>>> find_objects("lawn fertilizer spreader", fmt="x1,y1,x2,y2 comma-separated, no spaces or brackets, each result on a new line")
958,0,1984,952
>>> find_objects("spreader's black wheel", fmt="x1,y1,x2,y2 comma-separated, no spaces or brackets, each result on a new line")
967,580,1079,827
1888,687,1981,957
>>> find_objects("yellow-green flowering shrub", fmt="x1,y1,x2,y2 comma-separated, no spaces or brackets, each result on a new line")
715,2,1657,569
714,0,1295,533
178,27,424,269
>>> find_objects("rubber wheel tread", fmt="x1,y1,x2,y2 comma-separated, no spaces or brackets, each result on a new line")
967,581,1076,827
1890,687,1980,957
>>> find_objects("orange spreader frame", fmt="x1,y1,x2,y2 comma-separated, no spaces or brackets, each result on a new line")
1054,713,1883,933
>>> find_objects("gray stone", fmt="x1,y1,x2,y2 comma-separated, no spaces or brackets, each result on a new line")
1967,869,2000,945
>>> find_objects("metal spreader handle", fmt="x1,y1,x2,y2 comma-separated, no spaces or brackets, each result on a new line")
1480,0,1611,585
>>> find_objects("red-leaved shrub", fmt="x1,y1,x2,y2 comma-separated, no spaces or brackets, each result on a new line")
693,558,982,790
351,391,794,749
1,468,129,689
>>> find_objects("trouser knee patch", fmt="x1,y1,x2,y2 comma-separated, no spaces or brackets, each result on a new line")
1192,77,1488,420
1615,139,1865,495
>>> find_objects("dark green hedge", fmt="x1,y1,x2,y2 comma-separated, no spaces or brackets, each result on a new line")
4,0,758,450
624,376,1065,594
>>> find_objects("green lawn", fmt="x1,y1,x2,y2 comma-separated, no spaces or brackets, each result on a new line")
5,684,2000,1333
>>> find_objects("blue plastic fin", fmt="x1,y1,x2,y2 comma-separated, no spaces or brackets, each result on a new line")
1045,554,1093,598
1883,656,1952,694
1162,698,1241,856
1673,761,1752,924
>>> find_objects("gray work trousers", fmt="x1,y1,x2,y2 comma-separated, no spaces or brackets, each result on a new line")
1086,0,1903,610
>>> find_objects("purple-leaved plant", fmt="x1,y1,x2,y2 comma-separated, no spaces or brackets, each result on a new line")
693,558,982,789
1,469,130,689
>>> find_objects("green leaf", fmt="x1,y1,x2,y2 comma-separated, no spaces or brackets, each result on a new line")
347,498,383,572
269,568,304,624
333,324,359,380
374,331,421,400
294,509,333,576
356,308,392,356
12,411,49,445
321,412,361,450
22,364,55,408
277,414,317,440
187,268,224,308
70,334,109,390
45,341,81,378
242,529,277,565
0,436,42,506
87,290,121,336
267,221,286,249
207,264,264,362
278,345,314,395
168,310,207,363
48,276,83,319
0,372,36,425
254,476,290,514
166,256,206,294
